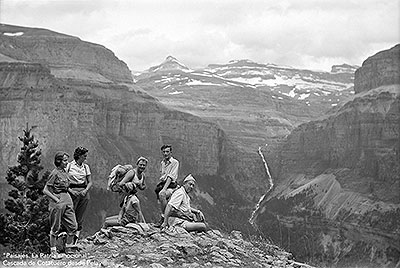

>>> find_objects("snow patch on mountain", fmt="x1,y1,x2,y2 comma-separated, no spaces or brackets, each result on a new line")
187,79,222,86
3,32,24,36
169,90,183,95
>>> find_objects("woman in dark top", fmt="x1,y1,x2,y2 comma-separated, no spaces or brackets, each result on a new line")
43,151,77,258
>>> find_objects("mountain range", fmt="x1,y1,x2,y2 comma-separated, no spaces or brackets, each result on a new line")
134,56,356,153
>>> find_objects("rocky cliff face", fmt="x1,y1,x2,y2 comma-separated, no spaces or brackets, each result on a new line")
0,24,267,235
354,44,400,93
252,45,400,267
0,24,132,83
0,62,54,88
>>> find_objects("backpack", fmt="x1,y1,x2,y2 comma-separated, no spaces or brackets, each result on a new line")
107,164,133,192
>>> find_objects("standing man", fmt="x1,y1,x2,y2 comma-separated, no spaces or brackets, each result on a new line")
154,144,179,227
161,174,207,232
66,146,93,244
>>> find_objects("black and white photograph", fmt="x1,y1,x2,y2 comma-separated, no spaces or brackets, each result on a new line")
0,0,399,267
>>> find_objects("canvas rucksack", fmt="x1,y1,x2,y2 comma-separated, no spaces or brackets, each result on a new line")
107,164,133,192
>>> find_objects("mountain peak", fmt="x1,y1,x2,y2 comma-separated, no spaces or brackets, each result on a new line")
165,55,178,62
148,56,190,72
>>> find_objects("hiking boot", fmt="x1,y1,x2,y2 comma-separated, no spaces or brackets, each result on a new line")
154,216,164,228
56,232,67,253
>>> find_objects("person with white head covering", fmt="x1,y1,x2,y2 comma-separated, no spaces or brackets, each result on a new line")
103,156,148,227
161,174,207,232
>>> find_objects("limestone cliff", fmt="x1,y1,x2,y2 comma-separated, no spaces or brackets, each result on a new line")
252,45,400,268
354,44,400,93
0,24,132,83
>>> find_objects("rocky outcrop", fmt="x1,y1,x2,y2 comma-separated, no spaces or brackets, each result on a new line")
252,45,400,268
53,225,314,268
354,44,400,93
0,24,132,83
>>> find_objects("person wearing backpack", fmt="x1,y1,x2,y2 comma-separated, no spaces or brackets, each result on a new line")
103,157,148,227
66,146,93,244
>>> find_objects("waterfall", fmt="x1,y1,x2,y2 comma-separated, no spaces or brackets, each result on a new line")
249,145,274,225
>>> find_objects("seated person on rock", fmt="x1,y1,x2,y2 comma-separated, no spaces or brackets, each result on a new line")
161,174,207,232
103,157,148,228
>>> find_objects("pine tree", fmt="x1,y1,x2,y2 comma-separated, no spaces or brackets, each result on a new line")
0,124,50,253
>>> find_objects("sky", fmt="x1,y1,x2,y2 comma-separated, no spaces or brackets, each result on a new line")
1,0,399,72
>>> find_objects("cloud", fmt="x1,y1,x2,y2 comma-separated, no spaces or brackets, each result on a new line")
2,0,399,71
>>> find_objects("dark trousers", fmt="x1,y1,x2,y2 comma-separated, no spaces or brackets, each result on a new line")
49,203,77,236
71,190,90,232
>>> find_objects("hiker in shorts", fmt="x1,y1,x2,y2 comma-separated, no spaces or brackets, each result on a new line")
161,174,207,232
103,157,148,227
66,146,92,244
154,144,179,227
43,152,78,258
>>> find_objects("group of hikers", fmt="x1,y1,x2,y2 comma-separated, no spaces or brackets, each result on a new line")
43,144,207,258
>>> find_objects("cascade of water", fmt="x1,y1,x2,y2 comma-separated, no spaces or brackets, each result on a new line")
249,145,274,225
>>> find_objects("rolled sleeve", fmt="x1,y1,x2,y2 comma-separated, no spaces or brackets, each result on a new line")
84,164,91,176
168,189,184,210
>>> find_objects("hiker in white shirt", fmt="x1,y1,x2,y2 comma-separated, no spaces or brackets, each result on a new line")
161,174,207,232
66,146,92,244
154,144,179,227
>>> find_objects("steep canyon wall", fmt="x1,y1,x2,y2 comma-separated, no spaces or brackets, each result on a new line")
354,44,400,93
254,44,400,268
